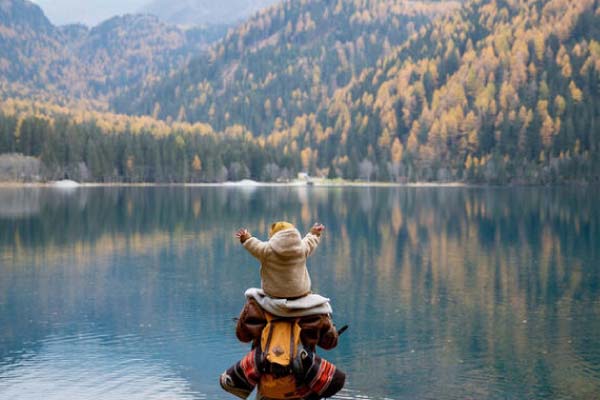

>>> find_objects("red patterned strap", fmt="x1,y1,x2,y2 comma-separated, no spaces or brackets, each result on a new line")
309,358,336,395
240,349,260,386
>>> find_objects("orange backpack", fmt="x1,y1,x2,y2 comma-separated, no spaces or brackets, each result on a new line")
257,312,309,399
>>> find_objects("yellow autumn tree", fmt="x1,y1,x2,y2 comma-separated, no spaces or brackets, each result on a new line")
569,81,583,103
390,137,404,164
192,154,202,172
300,147,313,172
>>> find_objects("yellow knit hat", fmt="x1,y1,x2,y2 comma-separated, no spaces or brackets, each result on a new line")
269,221,295,237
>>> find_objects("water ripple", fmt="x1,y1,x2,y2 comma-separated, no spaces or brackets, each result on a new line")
0,334,205,400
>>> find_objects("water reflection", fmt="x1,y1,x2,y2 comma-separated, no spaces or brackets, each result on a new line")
0,334,203,400
0,186,599,399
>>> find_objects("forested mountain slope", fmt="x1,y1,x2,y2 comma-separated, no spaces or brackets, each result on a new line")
0,0,76,99
1,0,598,184
142,0,279,27
114,0,599,183
112,0,459,133
333,0,600,182
0,0,221,104
72,14,216,98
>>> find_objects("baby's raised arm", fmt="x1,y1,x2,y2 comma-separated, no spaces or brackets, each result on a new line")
236,228,268,260
303,223,324,257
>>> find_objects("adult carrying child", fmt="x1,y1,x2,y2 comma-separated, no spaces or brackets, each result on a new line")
220,221,346,400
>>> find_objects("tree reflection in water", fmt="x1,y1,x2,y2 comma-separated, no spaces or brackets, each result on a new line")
0,186,599,399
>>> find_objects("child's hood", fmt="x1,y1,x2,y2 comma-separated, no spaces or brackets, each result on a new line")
269,228,304,258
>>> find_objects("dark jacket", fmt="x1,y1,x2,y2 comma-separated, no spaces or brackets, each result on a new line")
236,298,339,351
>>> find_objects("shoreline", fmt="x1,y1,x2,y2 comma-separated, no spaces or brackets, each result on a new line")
0,180,469,188
0,180,592,188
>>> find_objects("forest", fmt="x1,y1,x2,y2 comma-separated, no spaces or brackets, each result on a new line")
1,0,599,183
0,100,294,182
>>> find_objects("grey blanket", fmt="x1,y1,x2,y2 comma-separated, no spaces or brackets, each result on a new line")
244,288,333,317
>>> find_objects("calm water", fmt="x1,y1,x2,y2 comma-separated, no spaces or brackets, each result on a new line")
0,186,599,400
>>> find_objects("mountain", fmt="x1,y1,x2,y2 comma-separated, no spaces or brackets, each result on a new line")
331,0,600,182
142,0,280,27
30,0,277,28
0,0,75,98
1,0,599,184
73,14,212,97
0,0,223,104
112,0,459,130
112,0,600,183
32,0,148,27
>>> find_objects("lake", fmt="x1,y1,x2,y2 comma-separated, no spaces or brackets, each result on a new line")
0,185,599,400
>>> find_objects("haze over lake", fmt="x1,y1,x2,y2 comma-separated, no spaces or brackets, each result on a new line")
0,186,599,399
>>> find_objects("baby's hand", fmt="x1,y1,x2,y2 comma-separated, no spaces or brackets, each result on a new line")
310,223,325,236
235,228,251,243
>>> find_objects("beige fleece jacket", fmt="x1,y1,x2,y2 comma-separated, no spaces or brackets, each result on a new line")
243,228,320,298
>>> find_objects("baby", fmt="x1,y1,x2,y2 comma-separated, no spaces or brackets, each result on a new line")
236,221,323,299
220,221,345,400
